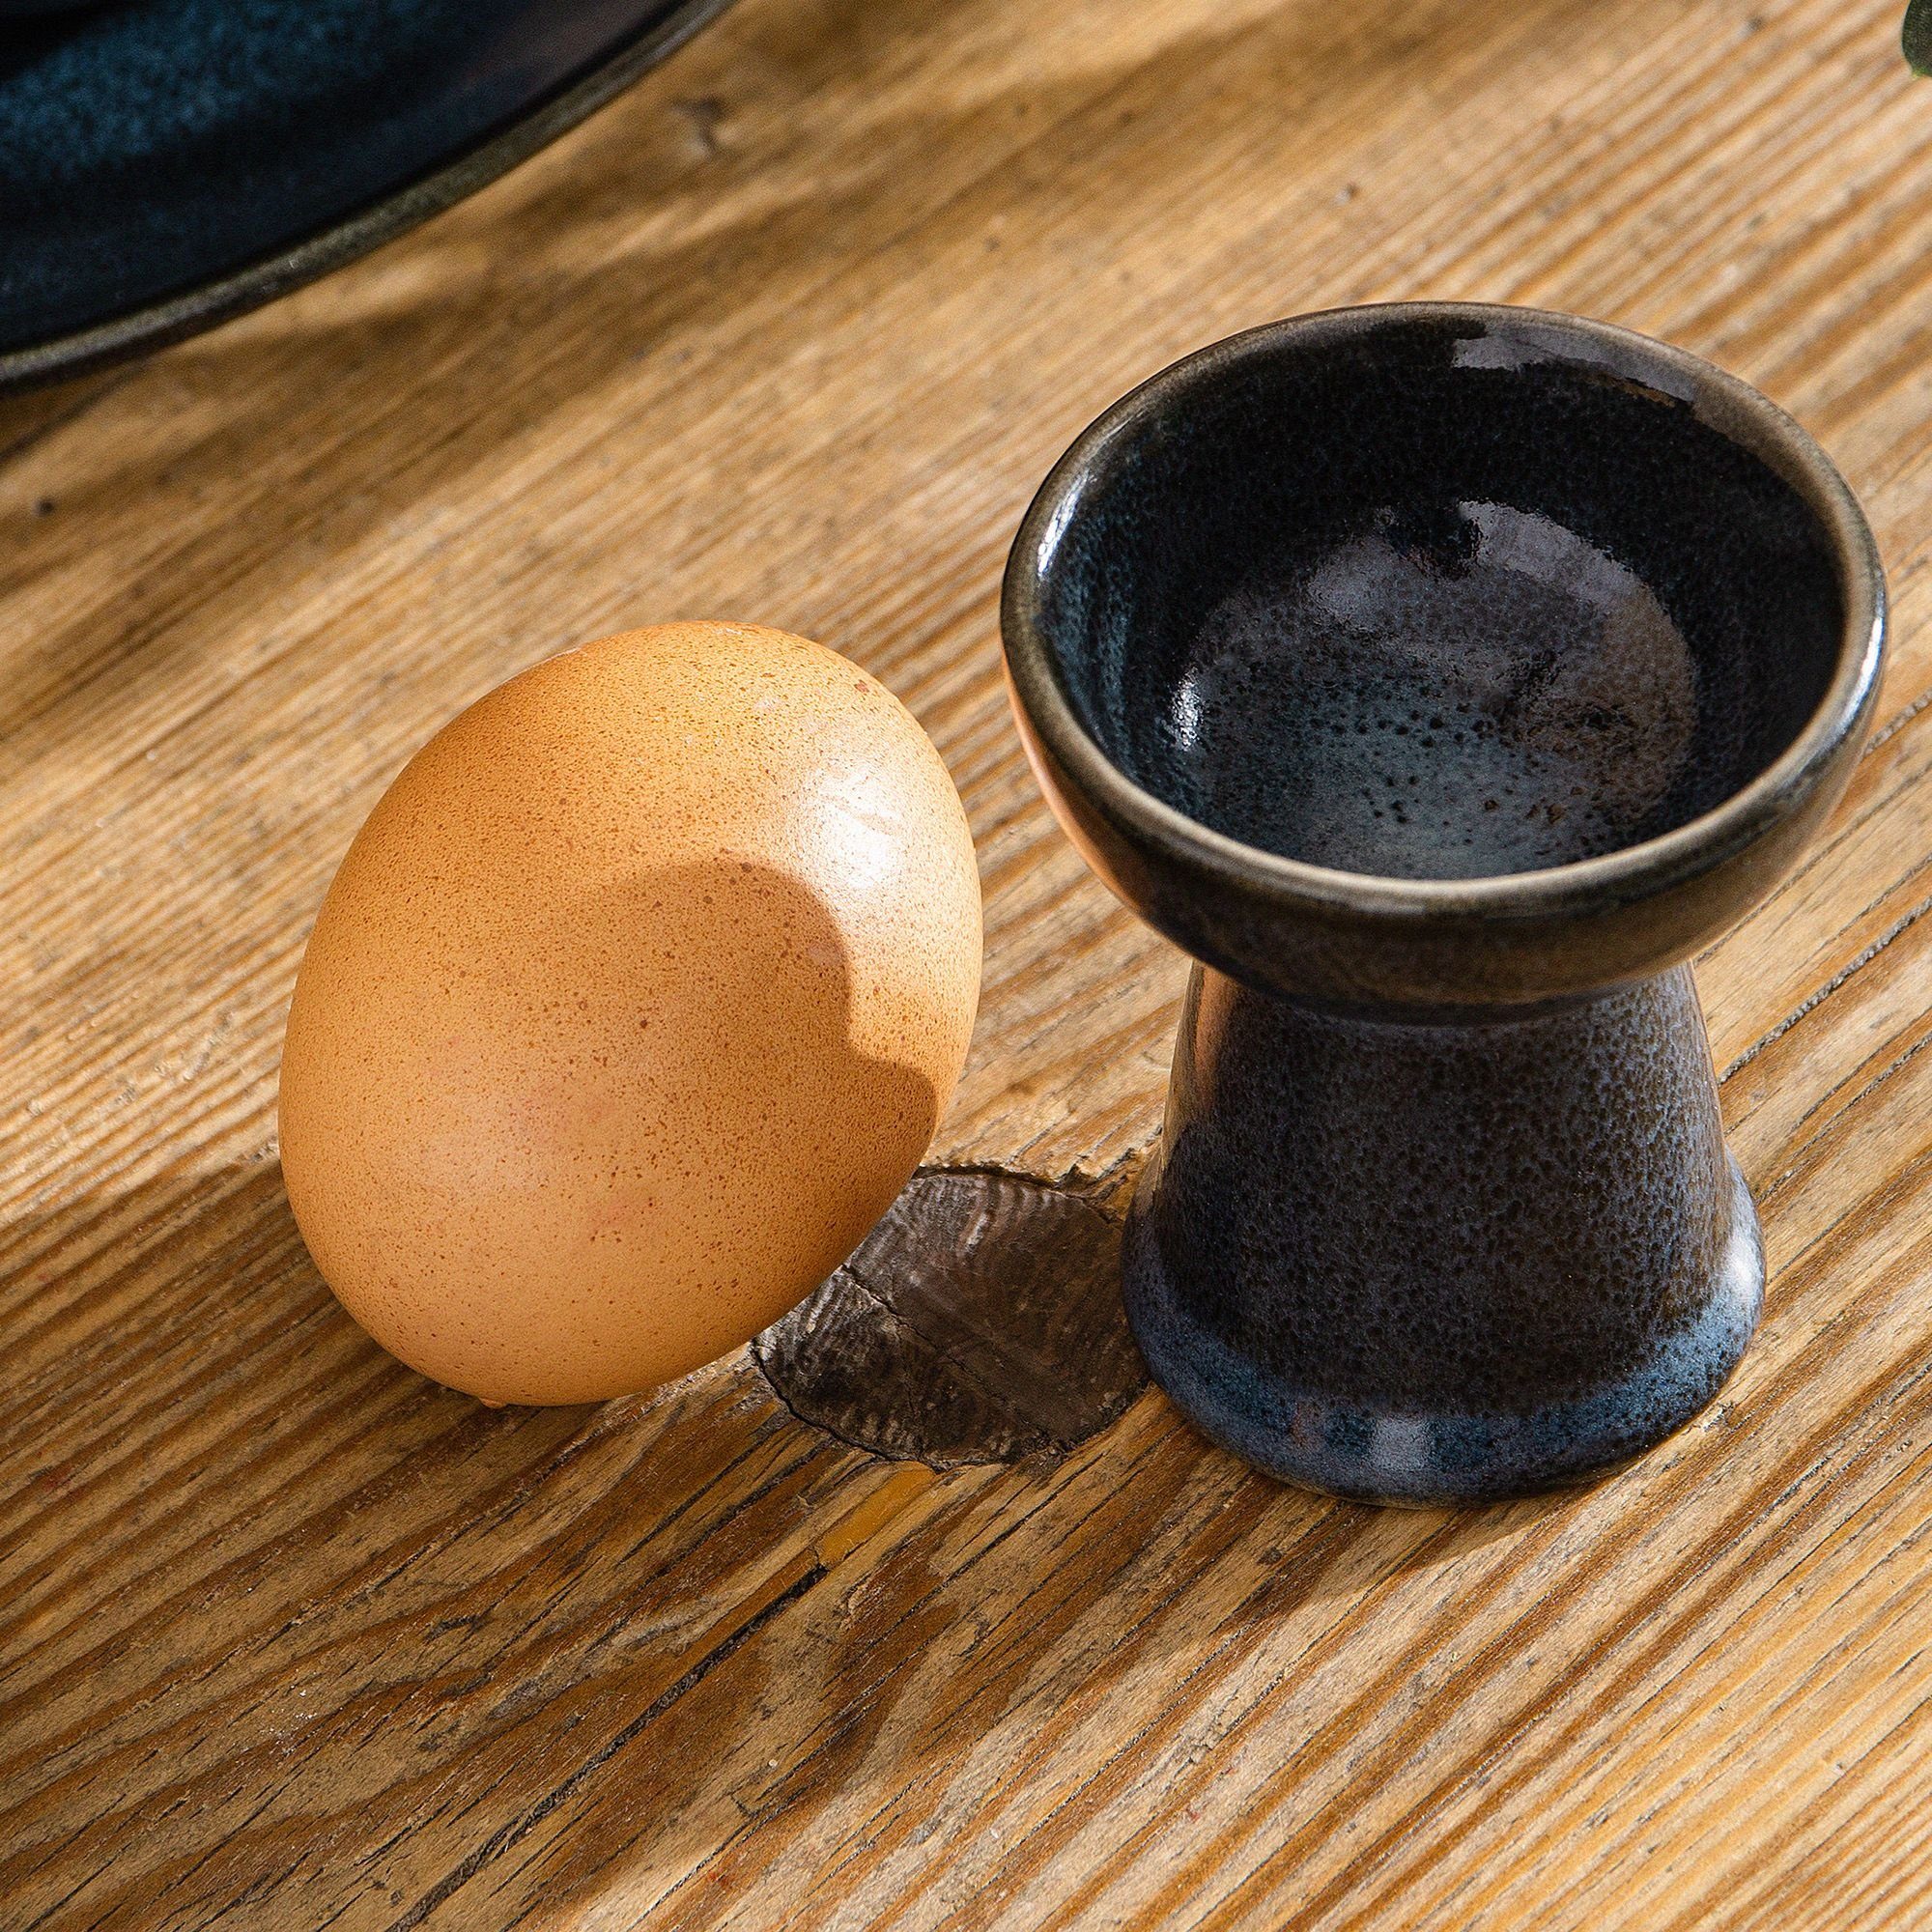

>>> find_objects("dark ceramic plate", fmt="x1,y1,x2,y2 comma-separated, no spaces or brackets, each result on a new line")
0,0,736,391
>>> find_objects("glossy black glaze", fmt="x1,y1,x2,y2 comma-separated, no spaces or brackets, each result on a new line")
0,0,735,388
1004,304,1885,1504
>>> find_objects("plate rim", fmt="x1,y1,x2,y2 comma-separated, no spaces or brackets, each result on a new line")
0,0,739,394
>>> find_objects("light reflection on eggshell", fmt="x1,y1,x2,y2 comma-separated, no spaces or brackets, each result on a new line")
278,623,982,1405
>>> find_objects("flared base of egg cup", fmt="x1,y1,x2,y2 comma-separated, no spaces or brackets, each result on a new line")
1123,968,1764,1507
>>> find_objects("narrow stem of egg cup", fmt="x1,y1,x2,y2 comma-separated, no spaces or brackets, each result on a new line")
1002,303,1886,1506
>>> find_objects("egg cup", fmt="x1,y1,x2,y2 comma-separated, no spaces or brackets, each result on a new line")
1003,304,1885,1505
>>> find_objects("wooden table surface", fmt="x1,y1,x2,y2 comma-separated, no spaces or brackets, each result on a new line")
6,1,1932,1925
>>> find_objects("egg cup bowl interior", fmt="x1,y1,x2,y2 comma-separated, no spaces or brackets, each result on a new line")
1003,303,1885,1504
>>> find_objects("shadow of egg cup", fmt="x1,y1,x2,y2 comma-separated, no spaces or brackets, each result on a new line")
1003,302,1886,1506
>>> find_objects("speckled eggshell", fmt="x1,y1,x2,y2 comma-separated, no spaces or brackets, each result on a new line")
278,623,982,1405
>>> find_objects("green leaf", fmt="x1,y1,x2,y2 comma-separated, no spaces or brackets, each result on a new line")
1907,0,1932,74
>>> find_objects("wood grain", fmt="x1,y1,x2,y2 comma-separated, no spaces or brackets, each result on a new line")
4,0,1932,1925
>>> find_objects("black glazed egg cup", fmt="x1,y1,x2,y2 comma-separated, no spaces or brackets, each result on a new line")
1003,303,1885,1506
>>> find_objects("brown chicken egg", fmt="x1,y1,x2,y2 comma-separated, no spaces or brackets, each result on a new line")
278,623,982,1405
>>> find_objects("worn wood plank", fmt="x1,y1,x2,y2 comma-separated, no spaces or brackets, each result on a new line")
4,0,1932,1925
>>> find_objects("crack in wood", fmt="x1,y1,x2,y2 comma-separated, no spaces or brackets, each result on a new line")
1720,887,1932,1084
387,1563,825,1932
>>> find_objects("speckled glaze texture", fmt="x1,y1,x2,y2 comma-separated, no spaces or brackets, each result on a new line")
1004,304,1886,1504
1125,968,1763,1501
